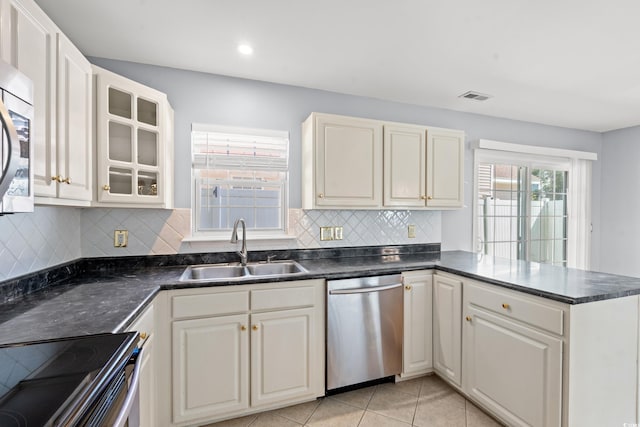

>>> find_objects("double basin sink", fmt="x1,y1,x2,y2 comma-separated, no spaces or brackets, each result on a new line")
180,260,308,282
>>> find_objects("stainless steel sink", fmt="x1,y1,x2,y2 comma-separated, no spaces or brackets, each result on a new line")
247,261,307,276
179,261,307,282
185,264,247,280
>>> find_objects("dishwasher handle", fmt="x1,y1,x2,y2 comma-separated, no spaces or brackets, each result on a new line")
329,283,402,295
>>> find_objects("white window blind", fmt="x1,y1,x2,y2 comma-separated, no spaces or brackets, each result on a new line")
192,124,288,171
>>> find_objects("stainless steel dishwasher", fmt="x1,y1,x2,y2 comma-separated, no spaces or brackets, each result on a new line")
326,274,403,390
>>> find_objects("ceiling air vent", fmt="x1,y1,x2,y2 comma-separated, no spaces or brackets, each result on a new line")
459,91,492,101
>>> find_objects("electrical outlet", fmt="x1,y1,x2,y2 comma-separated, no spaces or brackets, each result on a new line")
114,230,128,247
320,226,334,241
334,226,343,240
408,224,416,238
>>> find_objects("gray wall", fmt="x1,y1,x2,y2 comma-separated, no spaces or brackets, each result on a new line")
599,125,640,276
90,57,603,265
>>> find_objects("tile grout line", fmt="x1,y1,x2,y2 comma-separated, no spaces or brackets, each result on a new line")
465,398,468,427
356,384,376,426
300,399,321,425
411,377,425,426
302,397,323,426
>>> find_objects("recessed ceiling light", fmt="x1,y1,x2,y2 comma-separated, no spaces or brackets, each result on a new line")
459,91,492,101
238,44,253,55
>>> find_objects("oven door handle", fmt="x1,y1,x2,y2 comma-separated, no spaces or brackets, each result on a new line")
112,346,144,427
329,283,402,295
0,97,20,200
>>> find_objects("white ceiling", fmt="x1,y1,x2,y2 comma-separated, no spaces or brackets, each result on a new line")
34,0,640,132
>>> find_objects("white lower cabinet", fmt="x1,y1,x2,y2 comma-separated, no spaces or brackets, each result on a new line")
401,270,433,377
251,307,317,407
462,278,565,427
464,304,562,426
159,280,325,426
172,314,249,423
432,273,462,387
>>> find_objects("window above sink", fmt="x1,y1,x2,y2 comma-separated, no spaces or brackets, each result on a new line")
190,124,291,242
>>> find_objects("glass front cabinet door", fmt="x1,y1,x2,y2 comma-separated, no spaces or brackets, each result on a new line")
93,65,172,206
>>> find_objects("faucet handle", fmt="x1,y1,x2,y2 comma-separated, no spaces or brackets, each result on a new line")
267,255,277,263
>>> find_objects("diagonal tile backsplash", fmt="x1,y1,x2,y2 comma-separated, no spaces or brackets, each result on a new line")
81,208,441,257
0,206,81,281
0,205,441,280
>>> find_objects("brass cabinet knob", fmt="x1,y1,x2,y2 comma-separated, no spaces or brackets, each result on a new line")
51,175,62,182
405,285,412,291
465,316,472,322
318,193,324,199
103,184,110,191
240,325,247,331
502,303,510,310
139,332,148,340
62,177,71,184
420,195,427,200
427,196,433,200
252,325,259,331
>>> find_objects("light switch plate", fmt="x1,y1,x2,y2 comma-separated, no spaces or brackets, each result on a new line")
334,226,343,240
408,224,416,238
320,226,334,241
114,230,128,247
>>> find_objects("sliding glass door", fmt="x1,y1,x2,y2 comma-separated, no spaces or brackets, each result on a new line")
476,161,569,266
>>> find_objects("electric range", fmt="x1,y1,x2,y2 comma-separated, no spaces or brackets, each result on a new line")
0,332,139,426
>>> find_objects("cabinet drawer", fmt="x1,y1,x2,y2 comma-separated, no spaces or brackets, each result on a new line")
251,286,316,311
466,282,564,336
172,291,249,319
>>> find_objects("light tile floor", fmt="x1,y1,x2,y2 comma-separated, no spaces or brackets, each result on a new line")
206,375,504,427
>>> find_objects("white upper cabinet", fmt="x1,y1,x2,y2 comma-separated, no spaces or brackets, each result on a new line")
302,113,382,209
55,33,92,201
1,0,92,204
302,112,464,210
93,65,173,207
1,0,56,197
384,124,426,207
426,128,464,207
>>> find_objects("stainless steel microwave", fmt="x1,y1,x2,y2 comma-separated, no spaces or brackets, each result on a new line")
0,59,33,214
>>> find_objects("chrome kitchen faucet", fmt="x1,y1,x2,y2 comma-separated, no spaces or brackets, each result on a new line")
230,218,248,265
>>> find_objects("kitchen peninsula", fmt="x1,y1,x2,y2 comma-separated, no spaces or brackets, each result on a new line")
0,246,638,426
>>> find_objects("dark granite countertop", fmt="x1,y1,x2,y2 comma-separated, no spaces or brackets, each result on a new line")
1,246,640,345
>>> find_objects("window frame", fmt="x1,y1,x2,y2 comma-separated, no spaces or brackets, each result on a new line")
474,150,571,266
188,124,293,242
472,140,595,270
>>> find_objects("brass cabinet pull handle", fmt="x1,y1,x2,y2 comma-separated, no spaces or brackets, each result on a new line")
139,332,148,340
465,316,472,322
420,195,427,200
240,325,247,331
52,175,62,183
103,185,110,191
502,303,510,309
427,196,433,200
405,285,412,291
62,177,71,184
252,325,258,331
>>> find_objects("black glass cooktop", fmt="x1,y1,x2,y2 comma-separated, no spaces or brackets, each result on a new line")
0,332,137,427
